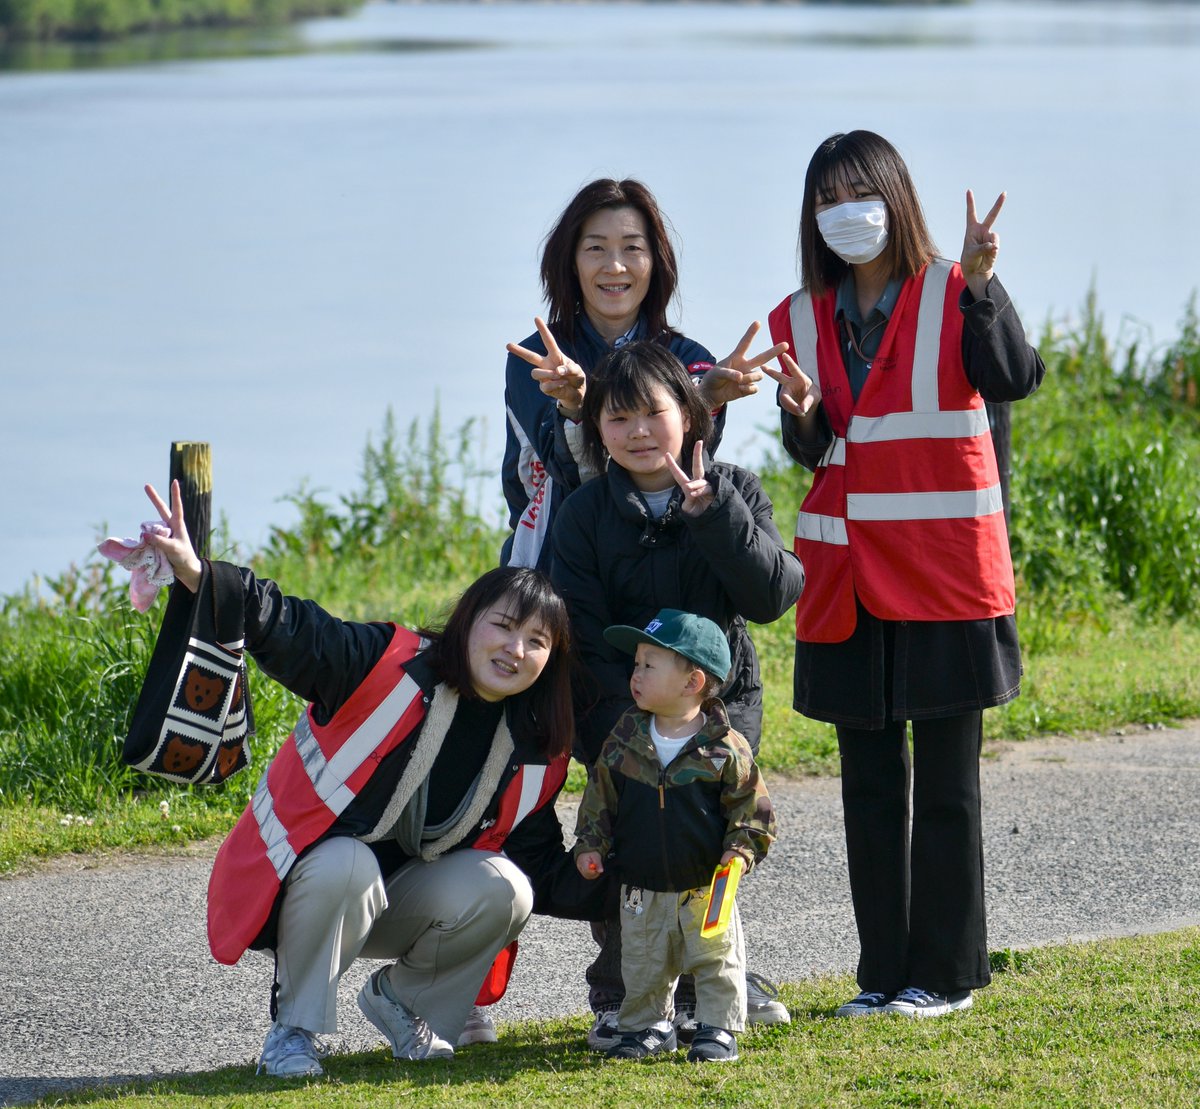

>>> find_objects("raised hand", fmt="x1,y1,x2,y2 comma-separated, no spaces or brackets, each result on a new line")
143,480,203,592
507,316,587,418
665,440,715,517
961,189,1005,300
701,322,789,408
762,351,822,418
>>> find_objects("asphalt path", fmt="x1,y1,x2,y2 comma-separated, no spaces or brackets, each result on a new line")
3,723,1199,1106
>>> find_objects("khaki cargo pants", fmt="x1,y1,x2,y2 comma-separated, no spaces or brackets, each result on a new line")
617,883,747,1033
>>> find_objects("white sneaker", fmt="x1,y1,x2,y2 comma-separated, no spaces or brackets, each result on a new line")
884,987,973,1018
357,969,455,1060
257,1022,324,1077
457,1004,498,1046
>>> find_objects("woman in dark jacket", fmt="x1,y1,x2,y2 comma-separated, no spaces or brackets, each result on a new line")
550,341,804,1045
136,481,607,1077
502,177,780,571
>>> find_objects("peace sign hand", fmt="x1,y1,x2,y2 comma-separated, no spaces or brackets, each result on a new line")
701,322,789,408
143,479,203,592
665,440,715,517
762,352,822,418
961,189,1005,300
507,316,587,418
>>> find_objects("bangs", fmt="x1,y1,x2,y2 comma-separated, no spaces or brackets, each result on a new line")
816,147,882,202
601,368,666,417
492,579,570,650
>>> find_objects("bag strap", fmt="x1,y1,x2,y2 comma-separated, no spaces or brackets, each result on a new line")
206,560,247,649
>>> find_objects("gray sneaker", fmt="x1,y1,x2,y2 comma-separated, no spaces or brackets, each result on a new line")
586,1006,621,1052
357,969,455,1060
457,1004,498,1046
745,970,791,1025
257,1022,324,1077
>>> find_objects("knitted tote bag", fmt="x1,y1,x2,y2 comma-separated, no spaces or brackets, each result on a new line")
123,560,254,784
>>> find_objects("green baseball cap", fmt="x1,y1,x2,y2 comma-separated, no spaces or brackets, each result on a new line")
603,608,731,681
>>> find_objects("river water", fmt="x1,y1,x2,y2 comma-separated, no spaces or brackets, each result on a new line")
1,0,1198,597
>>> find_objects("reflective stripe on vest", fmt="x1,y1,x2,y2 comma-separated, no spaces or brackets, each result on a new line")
250,670,426,882
472,761,563,854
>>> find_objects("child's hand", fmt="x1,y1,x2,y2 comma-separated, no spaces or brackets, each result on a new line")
720,849,740,866
576,851,604,879
666,440,715,516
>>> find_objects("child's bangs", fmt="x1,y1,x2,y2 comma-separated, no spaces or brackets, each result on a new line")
601,362,671,415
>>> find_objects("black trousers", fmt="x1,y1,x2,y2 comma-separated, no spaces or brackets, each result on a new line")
836,711,991,995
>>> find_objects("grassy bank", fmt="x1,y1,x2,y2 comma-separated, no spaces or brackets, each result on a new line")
0,0,363,43
23,927,1200,1106
1,296,1199,869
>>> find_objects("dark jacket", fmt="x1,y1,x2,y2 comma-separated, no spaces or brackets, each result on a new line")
501,313,717,571
775,276,1045,727
573,699,775,892
550,459,805,763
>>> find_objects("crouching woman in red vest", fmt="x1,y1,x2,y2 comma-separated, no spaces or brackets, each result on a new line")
763,131,1046,1020
140,481,607,1076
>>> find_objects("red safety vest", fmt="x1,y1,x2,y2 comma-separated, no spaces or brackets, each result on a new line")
768,260,1015,643
207,625,567,1005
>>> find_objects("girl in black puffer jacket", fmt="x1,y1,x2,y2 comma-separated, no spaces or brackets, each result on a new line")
549,340,804,1044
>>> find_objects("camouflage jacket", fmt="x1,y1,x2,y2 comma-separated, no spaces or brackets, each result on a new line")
573,699,776,892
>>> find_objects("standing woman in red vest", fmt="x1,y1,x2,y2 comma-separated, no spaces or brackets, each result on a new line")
138,481,607,1076
763,131,1045,1019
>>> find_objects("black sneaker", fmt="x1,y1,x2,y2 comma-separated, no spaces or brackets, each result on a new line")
686,1024,738,1063
884,987,973,1018
605,1024,678,1060
834,990,894,1017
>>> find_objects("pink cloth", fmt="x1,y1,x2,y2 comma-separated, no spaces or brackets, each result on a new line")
97,522,175,612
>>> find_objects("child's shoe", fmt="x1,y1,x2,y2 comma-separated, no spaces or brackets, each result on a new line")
685,1023,738,1063
605,1022,677,1060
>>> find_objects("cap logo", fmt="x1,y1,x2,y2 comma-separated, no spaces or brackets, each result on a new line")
645,619,663,634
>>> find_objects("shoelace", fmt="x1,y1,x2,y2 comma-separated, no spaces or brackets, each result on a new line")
857,992,889,1005
258,1026,324,1073
892,987,937,1004
746,971,781,999
274,1028,318,1055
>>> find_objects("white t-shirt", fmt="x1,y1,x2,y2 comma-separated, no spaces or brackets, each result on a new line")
650,712,705,767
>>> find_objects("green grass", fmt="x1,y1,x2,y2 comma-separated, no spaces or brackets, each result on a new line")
3,298,1200,869
0,0,365,43
23,928,1200,1107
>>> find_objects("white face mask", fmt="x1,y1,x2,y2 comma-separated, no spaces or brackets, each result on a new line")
816,200,889,264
